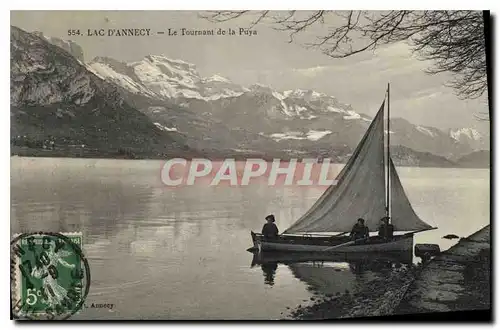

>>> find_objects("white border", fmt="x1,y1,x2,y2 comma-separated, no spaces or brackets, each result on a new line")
6,1,500,10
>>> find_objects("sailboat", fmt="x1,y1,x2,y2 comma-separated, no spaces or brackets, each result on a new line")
250,84,436,253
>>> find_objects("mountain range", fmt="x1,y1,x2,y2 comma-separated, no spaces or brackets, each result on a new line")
11,26,194,159
10,26,490,167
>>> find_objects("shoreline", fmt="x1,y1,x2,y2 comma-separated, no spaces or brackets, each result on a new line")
10,153,489,169
287,225,491,320
396,225,490,315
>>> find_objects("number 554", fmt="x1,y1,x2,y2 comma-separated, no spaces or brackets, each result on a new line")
67,29,81,36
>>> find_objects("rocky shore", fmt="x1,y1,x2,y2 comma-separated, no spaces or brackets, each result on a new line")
396,225,490,315
288,264,418,320
288,225,491,320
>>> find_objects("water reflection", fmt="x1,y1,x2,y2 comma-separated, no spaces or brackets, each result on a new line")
10,158,490,319
347,258,398,275
251,251,412,294
10,176,156,243
261,262,278,286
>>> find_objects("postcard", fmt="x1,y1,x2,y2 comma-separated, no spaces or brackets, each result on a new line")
10,10,491,320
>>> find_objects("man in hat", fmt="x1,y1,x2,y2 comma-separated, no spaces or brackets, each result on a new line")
262,214,279,239
378,216,394,241
350,218,369,241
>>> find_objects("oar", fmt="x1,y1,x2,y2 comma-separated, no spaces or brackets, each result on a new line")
331,231,349,237
322,237,367,252
402,227,438,237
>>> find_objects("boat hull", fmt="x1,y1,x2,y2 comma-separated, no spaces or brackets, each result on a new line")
251,232,413,253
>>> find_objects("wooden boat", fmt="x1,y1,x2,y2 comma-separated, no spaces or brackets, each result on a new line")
250,84,436,253
251,231,417,253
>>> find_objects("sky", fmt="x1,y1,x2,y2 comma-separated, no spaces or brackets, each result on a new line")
10,10,490,134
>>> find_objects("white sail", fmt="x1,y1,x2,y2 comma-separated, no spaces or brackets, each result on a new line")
389,158,433,231
284,102,387,234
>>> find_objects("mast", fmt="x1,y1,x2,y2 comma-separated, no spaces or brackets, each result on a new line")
386,82,391,220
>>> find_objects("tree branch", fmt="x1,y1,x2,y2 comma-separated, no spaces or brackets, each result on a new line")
201,10,487,100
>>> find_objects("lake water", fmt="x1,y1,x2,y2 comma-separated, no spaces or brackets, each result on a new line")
10,157,490,320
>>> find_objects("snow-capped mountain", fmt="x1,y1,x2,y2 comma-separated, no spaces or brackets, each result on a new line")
88,56,371,122
88,55,248,101
19,30,485,165
202,74,250,99
86,53,478,159
450,128,489,151
451,128,482,142
11,26,190,159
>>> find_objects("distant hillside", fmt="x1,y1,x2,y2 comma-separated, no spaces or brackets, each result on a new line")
11,26,195,159
12,28,484,167
32,31,85,62
391,145,457,167
87,52,477,162
456,150,490,168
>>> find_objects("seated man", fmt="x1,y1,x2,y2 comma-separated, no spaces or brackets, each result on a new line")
350,218,369,241
262,214,279,239
378,217,394,241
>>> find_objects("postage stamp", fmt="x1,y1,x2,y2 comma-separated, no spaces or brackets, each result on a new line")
10,9,491,321
10,232,91,320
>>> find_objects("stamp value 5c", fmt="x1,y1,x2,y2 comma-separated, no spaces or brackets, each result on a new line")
11,232,91,320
